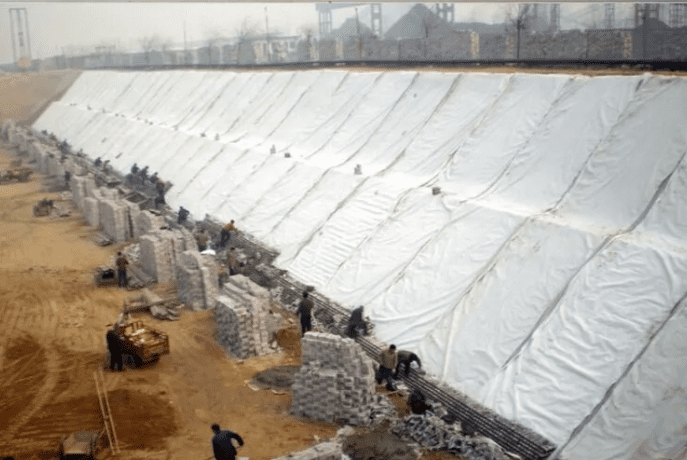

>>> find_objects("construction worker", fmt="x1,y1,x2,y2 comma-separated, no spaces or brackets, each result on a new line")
196,229,209,252
408,388,432,415
64,170,71,187
346,305,368,338
115,252,129,288
177,206,190,225
210,423,244,460
296,291,314,336
396,350,422,377
227,247,239,276
377,344,398,391
220,220,236,248
106,327,123,372
94,157,102,168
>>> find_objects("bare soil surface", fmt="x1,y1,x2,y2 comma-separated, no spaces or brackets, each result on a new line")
0,69,503,460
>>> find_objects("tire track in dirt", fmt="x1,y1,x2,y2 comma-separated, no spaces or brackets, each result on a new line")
0,340,60,448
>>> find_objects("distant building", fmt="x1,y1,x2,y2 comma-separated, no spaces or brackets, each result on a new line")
332,17,375,42
384,3,458,40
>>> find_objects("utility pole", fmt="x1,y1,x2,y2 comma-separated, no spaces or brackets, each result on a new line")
355,7,361,59
265,6,271,63
9,8,32,70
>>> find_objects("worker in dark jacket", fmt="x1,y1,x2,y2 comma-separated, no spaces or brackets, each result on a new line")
211,423,244,460
376,344,398,391
106,328,123,372
346,305,368,338
115,252,128,288
296,291,314,336
396,350,422,377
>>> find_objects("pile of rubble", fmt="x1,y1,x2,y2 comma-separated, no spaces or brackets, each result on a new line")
391,412,512,460
215,275,281,359
291,333,396,426
270,442,349,460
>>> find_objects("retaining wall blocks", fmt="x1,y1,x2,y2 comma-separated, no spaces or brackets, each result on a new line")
291,333,379,426
98,199,129,242
215,275,274,358
83,197,100,227
135,211,165,237
176,250,219,310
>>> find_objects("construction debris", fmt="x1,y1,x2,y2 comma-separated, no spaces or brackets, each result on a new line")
124,290,182,321
270,441,349,460
391,412,513,460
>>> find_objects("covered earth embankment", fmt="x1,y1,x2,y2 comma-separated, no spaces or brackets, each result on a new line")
23,68,687,460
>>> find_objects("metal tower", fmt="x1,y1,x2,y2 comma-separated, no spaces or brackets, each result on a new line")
669,3,687,27
635,3,661,27
9,8,32,67
604,3,615,29
370,3,383,36
435,3,454,23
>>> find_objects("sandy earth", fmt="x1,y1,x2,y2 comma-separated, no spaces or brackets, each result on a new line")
0,69,498,460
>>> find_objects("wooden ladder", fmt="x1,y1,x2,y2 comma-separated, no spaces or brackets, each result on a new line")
94,369,120,455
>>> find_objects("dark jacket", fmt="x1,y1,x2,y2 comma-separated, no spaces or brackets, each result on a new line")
297,298,314,318
106,329,121,352
212,430,244,460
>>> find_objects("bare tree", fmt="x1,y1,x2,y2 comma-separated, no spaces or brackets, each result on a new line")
235,18,257,64
139,34,163,64
504,4,531,60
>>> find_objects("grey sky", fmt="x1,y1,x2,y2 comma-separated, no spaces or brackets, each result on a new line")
0,2,637,65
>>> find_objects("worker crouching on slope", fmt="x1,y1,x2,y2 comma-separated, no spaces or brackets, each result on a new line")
377,344,398,391
211,424,244,460
396,350,422,377
345,305,368,338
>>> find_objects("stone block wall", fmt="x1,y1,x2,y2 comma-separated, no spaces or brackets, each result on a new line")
291,333,378,426
70,175,89,211
139,232,175,284
176,250,219,310
521,31,587,59
135,210,165,238
215,275,273,358
139,228,196,284
398,38,424,60
98,199,129,242
587,30,632,59
83,197,100,227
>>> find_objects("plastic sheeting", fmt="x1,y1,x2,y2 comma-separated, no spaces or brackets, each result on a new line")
33,70,687,460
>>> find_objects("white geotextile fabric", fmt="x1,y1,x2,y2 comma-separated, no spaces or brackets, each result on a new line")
33,70,687,460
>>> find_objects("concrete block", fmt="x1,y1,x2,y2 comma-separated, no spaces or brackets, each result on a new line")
139,233,175,284
98,199,129,242
83,197,100,227
136,211,165,237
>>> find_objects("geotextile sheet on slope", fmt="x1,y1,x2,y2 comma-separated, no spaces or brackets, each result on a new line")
33,69,687,460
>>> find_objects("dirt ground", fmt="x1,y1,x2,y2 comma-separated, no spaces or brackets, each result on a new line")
0,68,544,460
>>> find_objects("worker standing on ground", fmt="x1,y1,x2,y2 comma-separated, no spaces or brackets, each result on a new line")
210,423,244,460
64,170,71,187
297,291,314,336
396,350,422,377
106,327,123,372
377,344,398,391
220,220,236,248
115,252,129,288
